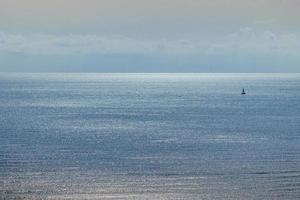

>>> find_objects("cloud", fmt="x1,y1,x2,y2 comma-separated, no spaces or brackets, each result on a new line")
0,28,300,58
0,32,156,55
0,32,206,56
206,27,300,56
1,29,300,72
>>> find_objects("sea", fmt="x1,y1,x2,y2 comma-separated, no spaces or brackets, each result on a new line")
0,73,299,200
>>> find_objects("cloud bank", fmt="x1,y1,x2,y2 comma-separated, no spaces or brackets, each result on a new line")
1,28,299,56
0,28,300,72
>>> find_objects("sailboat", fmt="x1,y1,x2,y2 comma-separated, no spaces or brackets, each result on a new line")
241,88,246,95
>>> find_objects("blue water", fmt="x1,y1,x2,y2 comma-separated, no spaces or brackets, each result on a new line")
0,73,299,199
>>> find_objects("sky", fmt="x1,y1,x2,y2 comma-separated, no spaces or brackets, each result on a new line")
0,0,300,72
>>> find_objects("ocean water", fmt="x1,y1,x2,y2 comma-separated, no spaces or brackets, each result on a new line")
0,73,299,200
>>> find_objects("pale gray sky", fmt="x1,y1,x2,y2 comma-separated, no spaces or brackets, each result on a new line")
0,0,300,72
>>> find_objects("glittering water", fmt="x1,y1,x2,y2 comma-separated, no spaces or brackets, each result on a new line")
0,73,299,200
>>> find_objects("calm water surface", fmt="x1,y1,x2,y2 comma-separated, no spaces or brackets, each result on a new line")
0,73,299,199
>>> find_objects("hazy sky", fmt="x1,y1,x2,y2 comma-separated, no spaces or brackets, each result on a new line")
0,0,300,72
